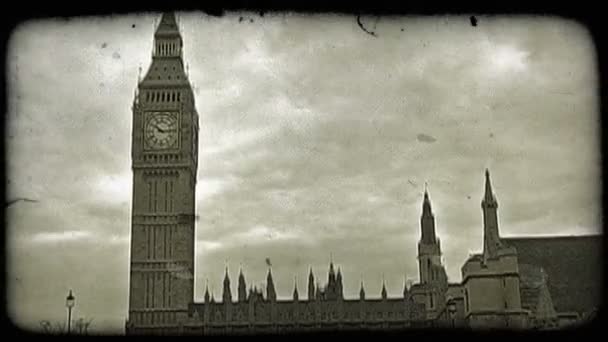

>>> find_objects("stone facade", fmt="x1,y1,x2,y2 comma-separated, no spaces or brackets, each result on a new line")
126,13,600,335
126,12,199,334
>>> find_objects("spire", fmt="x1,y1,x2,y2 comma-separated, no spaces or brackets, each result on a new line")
155,12,180,37
328,265,335,288
359,281,366,300
336,267,343,299
482,169,503,261
266,268,276,301
420,185,437,244
422,183,433,217
308,267,315,301
381,281,388,300
142,12,187,86
151,12,183,60
204,281,210,303
238,267,247,302
293,276,299,301
222,267,232,303
483,168,498,207
403,276,409,299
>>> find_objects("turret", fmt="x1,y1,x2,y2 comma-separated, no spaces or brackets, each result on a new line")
266,268,276,301
417,185,443,284
222,267,232,304
482,169,504,262
152,12,183,58
308,268,315,301
403,277,409,299
381,281,388,300
238,268,247,302
359,281,366,300
204,281,210,304
293,277,299,301
420,183,437,244
326,259,338,300
336,267,343,299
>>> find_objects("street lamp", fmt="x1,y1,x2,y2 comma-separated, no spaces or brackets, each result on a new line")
447,298,457,328
66,290,75,334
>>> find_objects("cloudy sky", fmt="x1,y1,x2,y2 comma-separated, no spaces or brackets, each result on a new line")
6,12,601,333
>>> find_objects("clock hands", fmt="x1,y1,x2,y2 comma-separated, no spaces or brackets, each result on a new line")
153,124,176,134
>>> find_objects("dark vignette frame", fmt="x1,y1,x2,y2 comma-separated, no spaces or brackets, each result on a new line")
0,1,604,339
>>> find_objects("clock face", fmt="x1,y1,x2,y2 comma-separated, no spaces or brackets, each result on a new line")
145,112,179,150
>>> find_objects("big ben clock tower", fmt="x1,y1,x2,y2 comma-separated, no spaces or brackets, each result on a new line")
126,12,199,334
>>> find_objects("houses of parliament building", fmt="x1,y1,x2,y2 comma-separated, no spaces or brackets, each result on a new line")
125,13,601,334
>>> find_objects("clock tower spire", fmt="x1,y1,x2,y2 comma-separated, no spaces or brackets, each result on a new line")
127,12,199,335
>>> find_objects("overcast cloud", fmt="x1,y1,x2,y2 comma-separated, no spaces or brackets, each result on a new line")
6,13,601,333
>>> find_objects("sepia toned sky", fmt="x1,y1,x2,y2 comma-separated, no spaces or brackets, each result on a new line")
6,12,601,333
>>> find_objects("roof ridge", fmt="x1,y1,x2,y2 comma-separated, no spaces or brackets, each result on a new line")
503,234,601,240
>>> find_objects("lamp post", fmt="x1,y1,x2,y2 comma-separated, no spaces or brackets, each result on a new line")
447,298,457,328
66,290,75,334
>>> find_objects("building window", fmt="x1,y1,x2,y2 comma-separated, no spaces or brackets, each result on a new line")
430,294,434,308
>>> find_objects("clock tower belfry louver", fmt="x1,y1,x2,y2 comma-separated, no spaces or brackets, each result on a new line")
126,12,199,334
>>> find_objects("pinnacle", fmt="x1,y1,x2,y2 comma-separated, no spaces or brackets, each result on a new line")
155,12,180,37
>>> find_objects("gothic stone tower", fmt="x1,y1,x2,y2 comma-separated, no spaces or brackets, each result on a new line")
460,170,528,328
411,187,448,319
126,12,199,334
